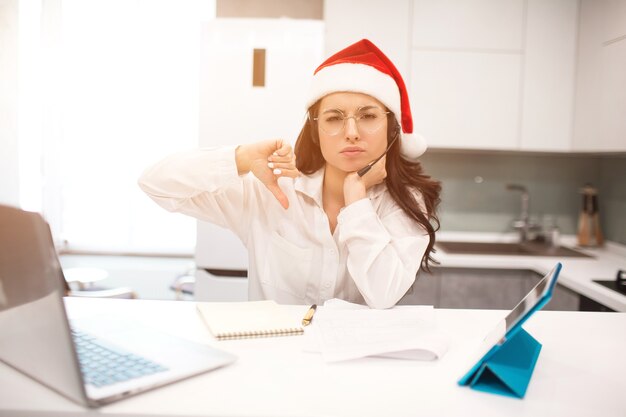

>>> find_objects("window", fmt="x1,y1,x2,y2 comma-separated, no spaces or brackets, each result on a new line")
18,0,215,255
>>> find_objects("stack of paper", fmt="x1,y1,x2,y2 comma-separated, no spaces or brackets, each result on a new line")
304,299,449,362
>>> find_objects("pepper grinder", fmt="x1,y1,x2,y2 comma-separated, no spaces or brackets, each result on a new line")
577,184,604,247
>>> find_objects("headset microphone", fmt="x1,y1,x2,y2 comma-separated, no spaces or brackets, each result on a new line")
356,135,398,177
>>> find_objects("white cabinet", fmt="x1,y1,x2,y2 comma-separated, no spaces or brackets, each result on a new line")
600,41,626,151
411,0,524,50
409,0,581,152
410,0,524,150
410,51,521,150
520,0,578,152
324,0,623,153
323,0,412,76
573,0,626,152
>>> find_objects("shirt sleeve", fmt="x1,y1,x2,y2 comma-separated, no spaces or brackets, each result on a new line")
336,193,430,309
137,146,255,243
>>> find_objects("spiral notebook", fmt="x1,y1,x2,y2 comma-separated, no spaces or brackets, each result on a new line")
197,300,304,340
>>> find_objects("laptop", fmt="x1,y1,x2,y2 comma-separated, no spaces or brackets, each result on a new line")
0,204,236,407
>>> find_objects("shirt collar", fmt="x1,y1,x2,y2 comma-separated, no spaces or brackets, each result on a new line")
294,167,325,207
294,165,387,206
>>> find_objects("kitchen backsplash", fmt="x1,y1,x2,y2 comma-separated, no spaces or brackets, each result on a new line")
420,151,626,245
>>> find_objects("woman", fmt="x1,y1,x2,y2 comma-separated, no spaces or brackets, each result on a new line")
139,39,441,308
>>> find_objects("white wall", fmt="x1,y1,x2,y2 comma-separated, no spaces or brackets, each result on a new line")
0,0,19,206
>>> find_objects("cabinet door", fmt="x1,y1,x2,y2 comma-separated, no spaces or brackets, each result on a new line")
598,40,626,151
522,270,579,311
412,0,524,50
410,51,521,150
324,0,411,77
438,268,527,309
419,268,584,311
398,270,440,306
573,0,626,152
520,0,578,151
410,0,524,150
545,284,580,311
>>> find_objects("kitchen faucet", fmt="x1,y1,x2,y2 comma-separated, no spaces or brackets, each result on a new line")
506,184,541,243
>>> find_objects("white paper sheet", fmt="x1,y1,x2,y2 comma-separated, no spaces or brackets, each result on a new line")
303,299,450,363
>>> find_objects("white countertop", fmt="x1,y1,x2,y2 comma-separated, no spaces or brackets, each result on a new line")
435,232,626,312
1,298,625,417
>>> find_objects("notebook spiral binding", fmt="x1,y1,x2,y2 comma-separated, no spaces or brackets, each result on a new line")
216,328,304,340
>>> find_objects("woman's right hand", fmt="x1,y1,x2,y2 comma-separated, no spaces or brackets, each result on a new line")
235,140,299,209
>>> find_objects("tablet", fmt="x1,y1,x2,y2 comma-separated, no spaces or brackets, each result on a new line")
458,262,562,386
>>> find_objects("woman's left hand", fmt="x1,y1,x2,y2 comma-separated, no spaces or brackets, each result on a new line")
343,156,387,205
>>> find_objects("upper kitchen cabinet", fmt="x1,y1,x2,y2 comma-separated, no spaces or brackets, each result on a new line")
323,0,623,153
411,0,524,50
520,0,578,152
323,0,412,77
411,51,521,150
410,0,524,150
410,0,582,152
573,0,626,152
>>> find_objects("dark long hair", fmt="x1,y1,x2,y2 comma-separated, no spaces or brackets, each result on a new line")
294,100,442,272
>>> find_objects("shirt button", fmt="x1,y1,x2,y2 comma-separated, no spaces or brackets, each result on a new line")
324,282,331,289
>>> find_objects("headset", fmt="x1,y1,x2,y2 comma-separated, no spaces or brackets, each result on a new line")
356,131,399,177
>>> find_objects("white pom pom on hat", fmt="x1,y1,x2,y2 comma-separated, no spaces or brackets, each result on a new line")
305,39,427,160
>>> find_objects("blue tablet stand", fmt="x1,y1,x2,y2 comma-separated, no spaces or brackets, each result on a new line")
465,327,542,398
458,262,562,399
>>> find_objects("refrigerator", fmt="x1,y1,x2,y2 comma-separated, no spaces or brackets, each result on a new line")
194,19,324,301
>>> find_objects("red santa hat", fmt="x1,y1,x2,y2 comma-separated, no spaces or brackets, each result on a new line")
306,39,427,160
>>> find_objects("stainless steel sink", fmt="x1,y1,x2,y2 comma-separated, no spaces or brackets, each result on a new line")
436,241,593,258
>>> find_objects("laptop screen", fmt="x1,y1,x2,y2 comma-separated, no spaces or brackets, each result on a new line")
0,205,89,406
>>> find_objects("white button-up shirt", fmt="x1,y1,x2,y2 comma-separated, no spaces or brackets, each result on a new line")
138,147,430,308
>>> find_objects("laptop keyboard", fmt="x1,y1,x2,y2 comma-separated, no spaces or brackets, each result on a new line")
72,328,168,388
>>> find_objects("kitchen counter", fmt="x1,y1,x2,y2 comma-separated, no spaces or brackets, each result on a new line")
435,232,626,312
3,298,625,417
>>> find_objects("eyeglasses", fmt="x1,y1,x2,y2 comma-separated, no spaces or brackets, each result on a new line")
312,107,390,136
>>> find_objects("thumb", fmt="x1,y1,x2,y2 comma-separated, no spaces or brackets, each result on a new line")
265,181,289,210
274,139,290,156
